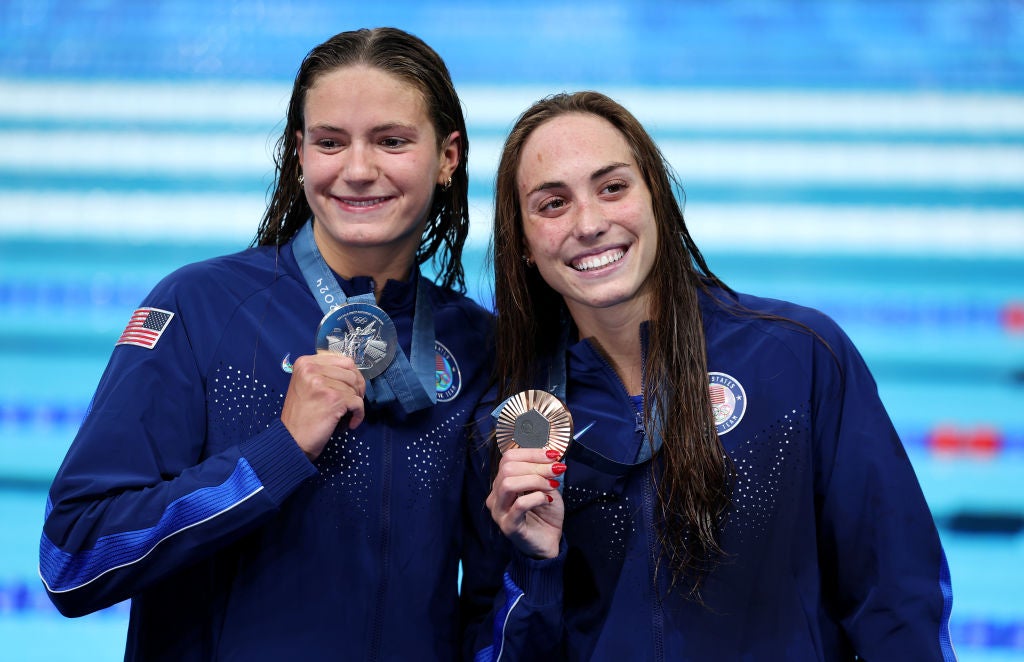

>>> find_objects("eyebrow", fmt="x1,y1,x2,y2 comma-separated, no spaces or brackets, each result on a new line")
306,121,419,134
526,161,632,196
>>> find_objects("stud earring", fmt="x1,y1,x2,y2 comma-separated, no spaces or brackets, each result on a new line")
441,176,452,191
298,173,304,185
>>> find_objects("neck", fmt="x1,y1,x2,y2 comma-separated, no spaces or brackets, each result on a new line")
313,223,416,301
568,297,647,396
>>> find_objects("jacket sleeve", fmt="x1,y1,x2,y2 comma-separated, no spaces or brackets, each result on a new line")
810,316,955,660
39,282,317,617
460,395,566,661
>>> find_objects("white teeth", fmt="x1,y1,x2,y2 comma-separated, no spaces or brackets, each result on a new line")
573,249,624,272
344,197,386,207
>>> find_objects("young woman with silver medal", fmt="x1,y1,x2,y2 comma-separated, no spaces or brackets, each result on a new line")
40,28,497,660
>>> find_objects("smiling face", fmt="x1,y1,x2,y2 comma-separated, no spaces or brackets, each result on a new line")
517,112,658,332
297,65,460,281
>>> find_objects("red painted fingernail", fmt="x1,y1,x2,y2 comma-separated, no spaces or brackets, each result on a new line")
546,494,553,503
549,479,561,488
551,463,567,475
545,449,561,459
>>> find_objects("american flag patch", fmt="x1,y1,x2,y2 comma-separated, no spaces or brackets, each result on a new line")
116,307,175,350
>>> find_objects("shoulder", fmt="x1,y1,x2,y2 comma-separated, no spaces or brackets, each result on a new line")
700,286,852,351
158,246,281,291
698,286,868,395
698,287,883,429
133,246,299,345
147,246,286,307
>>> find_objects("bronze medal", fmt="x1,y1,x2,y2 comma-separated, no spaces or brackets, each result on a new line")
495,389,574,459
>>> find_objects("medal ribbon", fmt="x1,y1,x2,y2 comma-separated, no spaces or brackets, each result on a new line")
294,220,436,413
547,318,663,463
491,316,662,465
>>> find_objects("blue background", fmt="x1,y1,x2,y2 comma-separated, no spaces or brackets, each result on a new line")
1,1,1022,659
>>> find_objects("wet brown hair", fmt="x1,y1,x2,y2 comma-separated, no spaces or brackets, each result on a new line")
254,27,471,291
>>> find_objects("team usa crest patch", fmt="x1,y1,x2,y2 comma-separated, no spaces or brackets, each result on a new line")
709,371,746,435
434,341,461,402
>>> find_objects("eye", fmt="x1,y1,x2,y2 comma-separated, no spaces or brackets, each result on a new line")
538,197,567,213
379,137,408,149
316,138,340,150
601,180,628,196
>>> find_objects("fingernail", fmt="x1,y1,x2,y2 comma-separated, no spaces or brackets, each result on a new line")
548,479,561,488
551,463,567,475
546,494,554,503
545,449,561,459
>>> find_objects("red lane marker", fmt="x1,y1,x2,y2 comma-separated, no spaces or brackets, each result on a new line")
967,426,1003,456
928,424,1004,457
929,424,964,454
1002,301,1024,334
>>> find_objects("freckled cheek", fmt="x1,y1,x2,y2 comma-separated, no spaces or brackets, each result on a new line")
523,224,563,259
610,200,648,225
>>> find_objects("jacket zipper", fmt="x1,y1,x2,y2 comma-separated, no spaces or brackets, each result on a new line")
368,420,392,661
588,334,665,659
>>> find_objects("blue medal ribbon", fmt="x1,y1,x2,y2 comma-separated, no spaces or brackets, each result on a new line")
546,318,663,464
294,220,436,413
488,317,661,504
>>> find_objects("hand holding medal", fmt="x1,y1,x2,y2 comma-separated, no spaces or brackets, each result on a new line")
487,390,573,560
280,351,366,461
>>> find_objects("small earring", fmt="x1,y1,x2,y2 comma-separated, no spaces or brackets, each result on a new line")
522,255,533,267
441,176,452,191
298,173,304,185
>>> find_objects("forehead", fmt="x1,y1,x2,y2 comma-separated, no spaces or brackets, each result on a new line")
517,113,632,187
304,65,429,125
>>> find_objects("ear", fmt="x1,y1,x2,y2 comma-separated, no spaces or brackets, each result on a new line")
295,130,305,168
437,130,461,185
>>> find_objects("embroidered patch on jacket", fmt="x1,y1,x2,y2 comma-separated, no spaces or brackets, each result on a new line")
434,341,462,402
709,371,746,435
116,307,174,350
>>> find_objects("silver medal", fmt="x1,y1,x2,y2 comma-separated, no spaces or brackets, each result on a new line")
315,302,398,379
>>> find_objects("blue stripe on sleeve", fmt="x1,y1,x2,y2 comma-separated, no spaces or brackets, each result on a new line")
475,571,526,662
39,457,264,593
939,551,958,661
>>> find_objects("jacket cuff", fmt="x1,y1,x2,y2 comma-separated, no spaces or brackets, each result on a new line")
508,538,567,606
238,419,317,505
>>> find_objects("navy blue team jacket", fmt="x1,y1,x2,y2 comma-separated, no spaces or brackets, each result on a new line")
39,238,496,661
469,288,956,661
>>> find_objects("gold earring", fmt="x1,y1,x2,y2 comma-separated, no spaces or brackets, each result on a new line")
298,173,304,185
441,176,452,191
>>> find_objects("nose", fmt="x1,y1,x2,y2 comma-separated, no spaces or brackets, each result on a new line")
342,142,377,184
573,199,609,240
